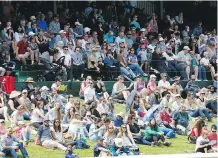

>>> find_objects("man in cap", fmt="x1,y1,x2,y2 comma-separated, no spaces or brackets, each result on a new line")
176,46,192,80
113,112,125,127
1,127,29,158
125,31,134,48
15,35,31,65
184,75,200,96
36,119,67,151
49,14,60,34
37,14,47,32
94,137,111,157
73,22,83,39
55,30,68,46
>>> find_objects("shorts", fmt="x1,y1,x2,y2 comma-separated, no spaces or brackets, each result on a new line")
18,52,30,59
112,93,124,100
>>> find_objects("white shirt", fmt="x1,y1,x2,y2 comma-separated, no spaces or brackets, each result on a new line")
162,52,178,61
158,80,171,88
115,36,126,45
200,57,210,66
50,127,63,142
65,102,73,114
84,87,96,102
195,136,209,151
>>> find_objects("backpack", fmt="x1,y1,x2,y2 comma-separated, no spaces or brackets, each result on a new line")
187,133,197,144
75,139,90,149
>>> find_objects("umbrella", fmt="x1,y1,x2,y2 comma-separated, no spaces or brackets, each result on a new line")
125,90,136,112
143,104,161,122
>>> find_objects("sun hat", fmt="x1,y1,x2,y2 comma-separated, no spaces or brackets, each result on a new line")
40,86,49,91
26,77,34,83
28,31,35,36
75,22,81,26
30,16,37,21
18,121,25,125
183,46,190,50
114,138,123,147
84,27,91,33
159,37,164,41
59,30,66,34
10,91,21,99
22,89,28,93
0,119,5,123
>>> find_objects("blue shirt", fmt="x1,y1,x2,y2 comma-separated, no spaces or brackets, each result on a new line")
113,116,124,127
37,20,48,32
130,21,140,29
104,56,116,67
193,26,202,37
104,34,114,43
49,37,55,49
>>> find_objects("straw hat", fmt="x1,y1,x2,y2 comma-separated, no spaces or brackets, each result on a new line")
18,121,25,125
30,16,37,21
26,77,34,83
10,91,21,99
114,138,123,147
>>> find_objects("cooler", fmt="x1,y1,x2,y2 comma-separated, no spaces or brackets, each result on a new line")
0,76,15,94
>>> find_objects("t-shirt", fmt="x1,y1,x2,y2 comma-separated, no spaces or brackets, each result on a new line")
17,41,29,54
195,136,209,151
200,57,210,66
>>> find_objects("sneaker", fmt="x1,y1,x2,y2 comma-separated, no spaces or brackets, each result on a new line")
164,142,171,147
151,142,155,147
203,79,208,81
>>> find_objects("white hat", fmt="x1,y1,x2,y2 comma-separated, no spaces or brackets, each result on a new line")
84,27,91,33
159,37,164,41
18,121,25,125
140,28,146,32
59,30,66,34
183,46,190,50
117,112,125,119
114,138,123,147
40,86,49,91
22,89,28,93
0,119,5,123
75,22,81,26
30,16,37,21
10,91,21,99
28,31,35,36
150,74,156,78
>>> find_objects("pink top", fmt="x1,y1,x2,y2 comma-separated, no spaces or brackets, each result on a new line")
147,81,156,94
0,126,6,137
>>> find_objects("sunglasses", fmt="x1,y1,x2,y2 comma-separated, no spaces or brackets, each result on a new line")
164,107,168,108
55,121,60,123
130,50,134,51
109,127,114,129
201,93,205,95
64,49,68,50
90,83,93,85
87,115,91,117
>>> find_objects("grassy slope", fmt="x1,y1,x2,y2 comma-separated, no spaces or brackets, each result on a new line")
12,102,215,158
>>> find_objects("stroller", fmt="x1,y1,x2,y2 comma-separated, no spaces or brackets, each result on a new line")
37,56,68,81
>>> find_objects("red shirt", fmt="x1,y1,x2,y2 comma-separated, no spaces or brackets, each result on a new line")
208,132,218,147
17,41,29,54
160,111,172,123
191,126,201,137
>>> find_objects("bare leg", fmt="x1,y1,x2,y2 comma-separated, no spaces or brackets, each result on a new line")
103,92,110,102
122,91,130,101
194,66,198,80
210,67,215,80
50,56,53,63
30,52,34,64
185,66,190,79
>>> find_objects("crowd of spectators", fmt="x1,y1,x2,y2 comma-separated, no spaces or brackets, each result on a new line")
0,1,217,158
0,1,217,81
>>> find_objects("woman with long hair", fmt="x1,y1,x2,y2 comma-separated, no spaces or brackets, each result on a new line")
31,101,45,129
104,124,116,148
44,102,62,125
143,118,171,146
190,119,206,144
116,124,136,147
51,119,76,147
63,107,74,124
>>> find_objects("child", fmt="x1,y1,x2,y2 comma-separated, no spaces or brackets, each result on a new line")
65,145,78,158
15,121,31,143
137,45,148,73
29,36,39,64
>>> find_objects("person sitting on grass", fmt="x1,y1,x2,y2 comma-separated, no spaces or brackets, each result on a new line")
189,119,206,144
0,119,6,137
1,127,29,158
109,138,134,156
65,145,78,158
195,131,213,153
103,124,116,148
94,137,111,157
14,121,31,143
143,118,171,147
10,105,26,128
37,119,67,151
207,124,218,150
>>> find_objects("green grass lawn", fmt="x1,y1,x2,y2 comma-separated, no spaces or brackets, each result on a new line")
10,102,215,158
